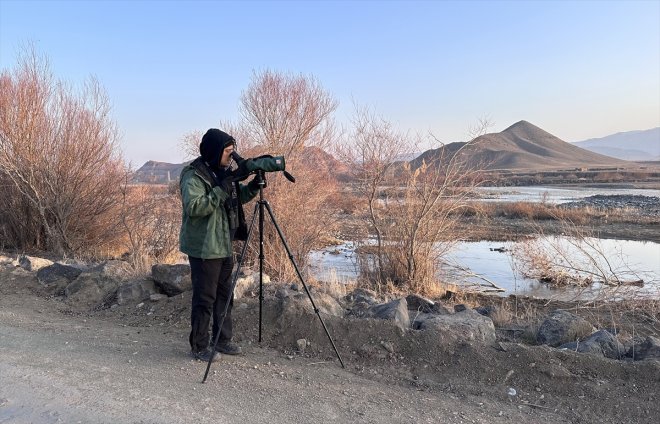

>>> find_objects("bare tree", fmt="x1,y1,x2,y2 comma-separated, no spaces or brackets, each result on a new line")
345,110,490,295
236,70,340,281
239,69,338,157
0,46,126,256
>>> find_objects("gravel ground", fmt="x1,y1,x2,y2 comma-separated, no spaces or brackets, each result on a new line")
1,266,659,424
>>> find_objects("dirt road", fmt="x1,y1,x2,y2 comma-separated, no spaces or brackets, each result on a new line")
0,292,564,424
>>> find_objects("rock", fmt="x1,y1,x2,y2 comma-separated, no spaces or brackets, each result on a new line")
558,330,624,359
536,310,596,347
365,298,410,331
348,288,378,305
411,312,435,330
115,279,157,305
296,338,307,352
64,273,121,310
380,341,394,353
234,272,270,300
475,305,496,317
418,309,496,344
281,291,344,318
18,255,53,272
87,260,133,280
346,301,371,318
431,303,452,315
585,330,625,359
627,336,660,361
454,304,468,313
275,287,290,299
151,264,192,296
558,341,579,351
405,294,435,313
36,263,82,289
149,293,168,302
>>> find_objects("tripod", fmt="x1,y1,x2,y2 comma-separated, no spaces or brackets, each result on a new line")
202,170,345,383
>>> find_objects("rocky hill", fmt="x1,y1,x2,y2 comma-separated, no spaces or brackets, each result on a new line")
410,121,630,171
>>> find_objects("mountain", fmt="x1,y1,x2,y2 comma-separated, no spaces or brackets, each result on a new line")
573,128,660,161
133,146,348,184
133,161,187,184
410,120,629,171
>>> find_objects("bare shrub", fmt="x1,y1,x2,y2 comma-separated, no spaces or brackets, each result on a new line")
511,222,651,293
119,183,182,273
343,108,488,296
0,46,126,256
234,70,340,282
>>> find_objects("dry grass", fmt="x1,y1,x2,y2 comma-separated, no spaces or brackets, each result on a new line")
471,201,656,225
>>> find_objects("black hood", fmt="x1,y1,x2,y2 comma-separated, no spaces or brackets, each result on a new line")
200,128,235,168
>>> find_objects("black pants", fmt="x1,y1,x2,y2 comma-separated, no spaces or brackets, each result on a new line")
188,256,234,352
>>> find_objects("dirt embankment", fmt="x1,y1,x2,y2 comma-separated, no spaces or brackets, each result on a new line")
1,261,659,424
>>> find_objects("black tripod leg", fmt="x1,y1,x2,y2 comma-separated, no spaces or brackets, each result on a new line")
202,201,259,383
258,200,265,343
263,201,345,368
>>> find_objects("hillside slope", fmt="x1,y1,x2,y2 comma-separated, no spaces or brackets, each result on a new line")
411,121,629,171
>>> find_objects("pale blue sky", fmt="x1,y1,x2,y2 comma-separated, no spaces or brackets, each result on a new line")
1,0,659,165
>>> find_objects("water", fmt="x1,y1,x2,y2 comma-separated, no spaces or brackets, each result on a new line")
476,186,660,204
308,238,660,300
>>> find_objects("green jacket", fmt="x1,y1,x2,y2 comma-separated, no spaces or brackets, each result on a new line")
179,159,259,259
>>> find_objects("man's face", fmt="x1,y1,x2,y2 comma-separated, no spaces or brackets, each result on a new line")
220,144,234,167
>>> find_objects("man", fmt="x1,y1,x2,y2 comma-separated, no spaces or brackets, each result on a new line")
179,128,259,362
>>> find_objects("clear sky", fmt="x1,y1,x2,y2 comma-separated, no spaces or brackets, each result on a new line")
1,0,659,166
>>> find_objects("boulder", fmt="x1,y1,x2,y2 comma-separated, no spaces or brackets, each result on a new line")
411,312,435,330
536,310,596,347
281,291,344,318
365,298,410,331
405,294,435,313
454,304,468,313
18,255,53,272
36,263,82,290
418,309,496,344
627,336,660,361
475,305,497,317
87,260,133,280
115,279,158,305
559,330,625,359
347,288,379,305
64,273,121,310
233,271,271,299
151,264,191,296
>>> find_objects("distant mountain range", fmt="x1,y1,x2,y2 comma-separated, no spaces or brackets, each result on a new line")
133,160,188,184
573,127,660,161
132,146,348,184
410,120,629,171
134,121,653,183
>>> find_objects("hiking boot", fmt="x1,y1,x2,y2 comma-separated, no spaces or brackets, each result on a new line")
215,341,242,355
191,347,221,362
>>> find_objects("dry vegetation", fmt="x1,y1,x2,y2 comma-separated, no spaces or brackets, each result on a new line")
0,47,183,272
0,47,126,257
2,48,657,316
337,109,491,296
178,70,342,283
